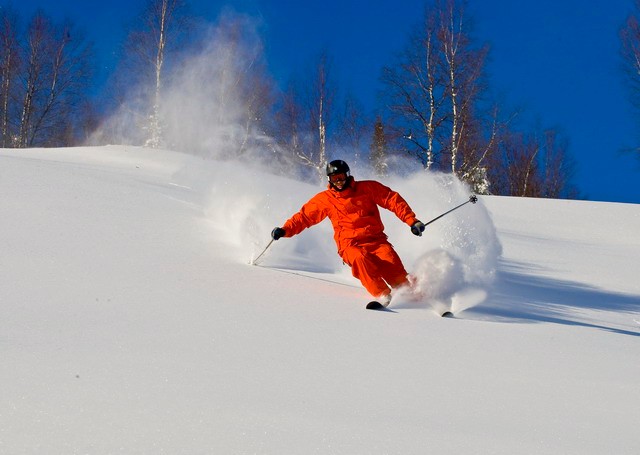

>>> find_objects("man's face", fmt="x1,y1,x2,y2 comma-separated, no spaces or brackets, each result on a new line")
329,172,348,190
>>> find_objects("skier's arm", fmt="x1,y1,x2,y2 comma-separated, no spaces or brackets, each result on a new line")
277,195,328,238
372,182,419,226
371,181,425,236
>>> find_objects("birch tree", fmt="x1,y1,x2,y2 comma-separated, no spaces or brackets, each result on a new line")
275,51,337,179
381,6,445,169
124,0,188,148
306,51,334,178
29,20,92,146
17,12,49,147
381,0,493,193
0,7,20,147
436,0,494,188
15,11,91,147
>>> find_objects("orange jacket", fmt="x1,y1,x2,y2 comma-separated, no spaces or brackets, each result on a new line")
282,177,418,254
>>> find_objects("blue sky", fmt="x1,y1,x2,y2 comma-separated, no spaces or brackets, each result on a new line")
17,0,640,203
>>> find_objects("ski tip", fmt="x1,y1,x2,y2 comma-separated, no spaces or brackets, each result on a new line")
441,311,454,318
366,301,385,310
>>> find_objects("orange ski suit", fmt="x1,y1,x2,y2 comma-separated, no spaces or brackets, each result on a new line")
281,177,419,298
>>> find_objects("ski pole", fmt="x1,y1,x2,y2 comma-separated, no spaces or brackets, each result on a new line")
424,194,478,227
251,238,274,265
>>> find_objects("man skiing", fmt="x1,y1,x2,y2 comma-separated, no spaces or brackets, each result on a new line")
270,159,425,307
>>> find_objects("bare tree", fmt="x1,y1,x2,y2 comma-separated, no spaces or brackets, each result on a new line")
336,93,368,167
304,51,335,177
31,21,92,146
539,129,578,198
14,11,92,147
491,127,577,198
214,17,274,158
381,5,446,169
0,7,20,147
456,104,499,194
272,81,304,161
274,51,338,180
123,0,188,148
381,0,577,198
17,12,49,147
381,0,493,192
76,99,101,144
620,0,640,155
436,0,491,177
493,130,541,197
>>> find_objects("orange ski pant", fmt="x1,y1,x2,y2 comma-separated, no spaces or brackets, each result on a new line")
340,240,409,298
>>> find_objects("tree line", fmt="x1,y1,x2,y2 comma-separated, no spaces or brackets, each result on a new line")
3,0,639,198
0,6,93,148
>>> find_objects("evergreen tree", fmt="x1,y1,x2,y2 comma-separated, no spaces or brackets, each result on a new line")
370,117,388,177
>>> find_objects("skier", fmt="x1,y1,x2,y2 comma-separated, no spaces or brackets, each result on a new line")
270,159,425,307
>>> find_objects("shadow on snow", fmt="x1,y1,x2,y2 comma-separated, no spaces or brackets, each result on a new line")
468,260,640,337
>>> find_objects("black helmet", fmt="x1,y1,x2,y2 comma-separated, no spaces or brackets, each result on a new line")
326,159,350,176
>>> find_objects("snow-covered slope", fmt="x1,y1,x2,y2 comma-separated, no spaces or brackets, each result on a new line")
1,146,638,454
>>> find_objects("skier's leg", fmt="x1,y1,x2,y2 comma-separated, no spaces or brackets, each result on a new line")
370,242,410,289
340,246,391,297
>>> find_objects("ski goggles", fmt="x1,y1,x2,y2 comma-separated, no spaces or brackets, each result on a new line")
329,172,348,183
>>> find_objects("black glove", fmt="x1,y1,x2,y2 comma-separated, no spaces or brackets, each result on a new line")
271,227,286,240
411,220,425,237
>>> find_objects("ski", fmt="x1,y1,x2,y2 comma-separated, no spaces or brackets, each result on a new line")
366,301,454,317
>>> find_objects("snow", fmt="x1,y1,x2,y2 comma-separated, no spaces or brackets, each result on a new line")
1,146,639,454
